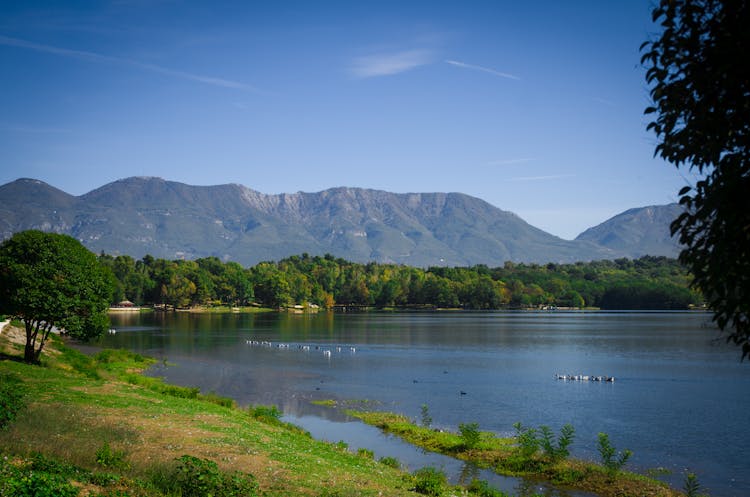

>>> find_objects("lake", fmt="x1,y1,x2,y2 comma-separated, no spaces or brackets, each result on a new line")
99,310,749,497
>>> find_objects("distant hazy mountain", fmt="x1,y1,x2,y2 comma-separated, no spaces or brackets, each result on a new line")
0,177,678,266
575,203,682,258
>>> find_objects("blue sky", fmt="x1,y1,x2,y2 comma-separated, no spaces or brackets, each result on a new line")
0,1,689,240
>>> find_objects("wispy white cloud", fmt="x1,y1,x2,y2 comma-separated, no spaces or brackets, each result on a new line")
0,34,260,92
445,59,520,81
350,49,433,78
0,34,113,62
510,174,575,181
487,158,536,166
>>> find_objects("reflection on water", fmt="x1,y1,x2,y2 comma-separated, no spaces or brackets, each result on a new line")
101,310,749,497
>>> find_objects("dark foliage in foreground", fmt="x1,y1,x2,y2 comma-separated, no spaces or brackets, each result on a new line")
642,0,750,357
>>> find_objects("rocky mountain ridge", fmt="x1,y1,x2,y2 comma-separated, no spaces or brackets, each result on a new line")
0,177,680,266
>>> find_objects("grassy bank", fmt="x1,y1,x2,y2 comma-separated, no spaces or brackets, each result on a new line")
0,325,431,497
342,409,683,497
0,322,689,497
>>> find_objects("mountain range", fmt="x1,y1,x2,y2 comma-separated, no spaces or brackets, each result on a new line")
0,177,681,267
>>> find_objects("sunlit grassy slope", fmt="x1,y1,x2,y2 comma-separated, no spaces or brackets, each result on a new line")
0,325,417,497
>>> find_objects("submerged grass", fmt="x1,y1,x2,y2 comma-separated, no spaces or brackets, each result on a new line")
346,410,684,497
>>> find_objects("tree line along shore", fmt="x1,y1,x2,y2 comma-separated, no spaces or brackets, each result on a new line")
101,252,701,312
0,231,704,496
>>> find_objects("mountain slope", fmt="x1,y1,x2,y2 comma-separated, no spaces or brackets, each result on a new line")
0,176,636,266
575,203,682,258
0,178,79,238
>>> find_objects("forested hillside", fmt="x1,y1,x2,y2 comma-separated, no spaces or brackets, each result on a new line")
100,253,701,311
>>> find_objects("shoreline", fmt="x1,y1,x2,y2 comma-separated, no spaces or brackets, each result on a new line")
1,322,702,496
342,409,682,497
0,325,418,496
108,305,711,314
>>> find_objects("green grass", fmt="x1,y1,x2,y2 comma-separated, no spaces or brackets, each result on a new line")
0,371,27,429
0,325,689,497
0,326,421,497
346,410,684,497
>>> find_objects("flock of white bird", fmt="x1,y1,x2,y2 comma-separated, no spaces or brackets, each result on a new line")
555,373,615,382
245,339,356,358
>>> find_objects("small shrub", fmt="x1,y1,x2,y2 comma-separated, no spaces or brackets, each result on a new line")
16,472,80,497
502,453,545,473
499,422,549,473
249,404,282,424
172,454,258,497
379,456,401,469
29,453,80,478
1,462,79,497
539,423,575,463
221,470,260,497
87,471,122,487
556,423,575,458
159,383,200,399
334,440,349,451
597,432,632,478
551,467,588,485
420,404,432,428
144,460,180,495
95,442,129,470
247,404,309,435
357,447,374,459
0,372,27,429
513,422,540,460
200,391,236,408
173,455,224,497
412,466,447,496
467,478,510,497
459,422,481,450
683,471,708,497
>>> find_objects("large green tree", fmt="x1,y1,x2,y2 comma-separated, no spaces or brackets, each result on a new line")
641,0,750,358
0,231,114,363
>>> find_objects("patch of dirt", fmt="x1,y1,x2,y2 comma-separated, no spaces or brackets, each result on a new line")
1,324,26,346
93,406,286,490
0,324,62,359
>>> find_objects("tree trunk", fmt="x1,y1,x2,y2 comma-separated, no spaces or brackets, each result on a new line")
24,341,38,364
23,320,43,364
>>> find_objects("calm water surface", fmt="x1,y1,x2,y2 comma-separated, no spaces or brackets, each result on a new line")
100,310,749,497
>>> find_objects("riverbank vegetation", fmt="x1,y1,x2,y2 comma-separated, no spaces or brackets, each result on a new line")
1,322,698,497
0,325,427,496
100,252,700,311
344,409,682,497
